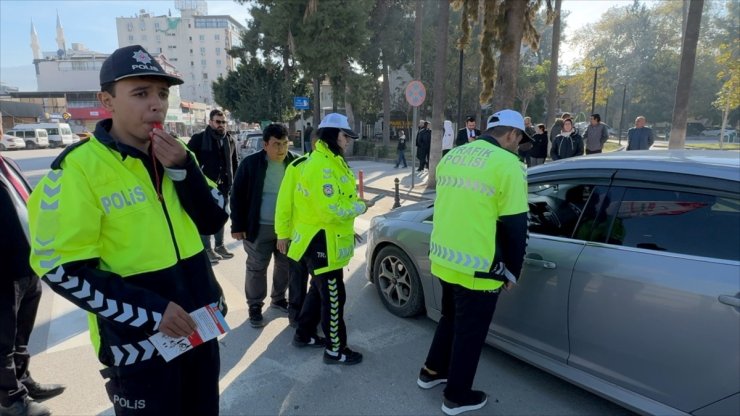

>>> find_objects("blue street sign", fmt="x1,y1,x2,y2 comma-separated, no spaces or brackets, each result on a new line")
294,96,310,110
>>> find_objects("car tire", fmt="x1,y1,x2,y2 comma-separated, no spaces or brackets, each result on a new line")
0,143,5,151
373,245,424,317
25,141,36,149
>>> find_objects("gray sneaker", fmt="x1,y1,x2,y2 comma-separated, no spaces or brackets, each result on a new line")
206,249,221,264
214,245,234,259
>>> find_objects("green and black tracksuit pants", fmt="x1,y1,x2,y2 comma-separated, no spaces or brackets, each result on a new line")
294,230,347,352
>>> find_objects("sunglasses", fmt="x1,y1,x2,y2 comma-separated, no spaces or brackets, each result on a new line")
212,120,227,125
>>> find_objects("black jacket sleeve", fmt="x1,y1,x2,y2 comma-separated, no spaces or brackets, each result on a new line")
171,153,228,235
229,155,253,234
187,133,203,166
497,212,529,279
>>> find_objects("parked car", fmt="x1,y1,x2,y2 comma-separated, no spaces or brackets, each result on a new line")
366,150,740,416
6,127,50,149
686,122,705,137
14,123,75,147
236,130,263,162
701,127,737,142
0,133,26,150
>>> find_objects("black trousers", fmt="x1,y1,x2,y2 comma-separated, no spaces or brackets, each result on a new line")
103,339,220,416
586,149,602,154
0,275,41,407
424,279,500,402
294,231,347,352
287,258,309,322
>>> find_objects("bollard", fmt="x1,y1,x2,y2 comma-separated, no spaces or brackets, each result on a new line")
393,177,401,209
358,170,364,199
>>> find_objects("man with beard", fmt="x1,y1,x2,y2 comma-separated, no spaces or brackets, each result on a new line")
188,110,238,263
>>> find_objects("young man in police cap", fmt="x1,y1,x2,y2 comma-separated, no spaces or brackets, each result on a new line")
417,109,530,415
27,45,228,415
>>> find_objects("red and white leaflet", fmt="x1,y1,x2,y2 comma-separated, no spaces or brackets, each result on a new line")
149,303,230,362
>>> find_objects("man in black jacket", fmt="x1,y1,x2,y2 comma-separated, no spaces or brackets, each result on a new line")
188,109,238,263
455,116,481,147
231,124,299,327
0,154,65,416
416,121,431,172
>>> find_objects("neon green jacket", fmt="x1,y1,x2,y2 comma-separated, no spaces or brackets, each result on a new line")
275,153,309,240
430,137,528,291
28,121,227,371
283,141,365,273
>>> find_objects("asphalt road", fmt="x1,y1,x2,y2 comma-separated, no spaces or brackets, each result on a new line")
10,147,633,416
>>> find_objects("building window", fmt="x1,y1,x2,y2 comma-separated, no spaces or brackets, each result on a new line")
127,22,133,31
191,73,195,80
128,35,134,42
199,35,205,41
200,47,206,55
215,34,220,40
168,45,177,49
201,59,207,66
189,49,193,54
191,61,194,66
216,60,222,66
215,48,221,56
203,73,208,80
139,20,146,31
155,22,160,30
156,35,161,42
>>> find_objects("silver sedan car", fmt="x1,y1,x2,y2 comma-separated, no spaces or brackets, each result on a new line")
366,150,740,416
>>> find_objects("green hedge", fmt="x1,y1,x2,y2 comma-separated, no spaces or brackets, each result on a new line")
352,140,393,159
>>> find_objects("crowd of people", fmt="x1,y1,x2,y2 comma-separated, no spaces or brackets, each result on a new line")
405,111,656,171
2,43,659,416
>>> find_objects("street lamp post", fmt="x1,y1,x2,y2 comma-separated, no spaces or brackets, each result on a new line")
618,84,627,145
590,65,603,116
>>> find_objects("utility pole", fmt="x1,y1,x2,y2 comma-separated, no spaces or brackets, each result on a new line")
457,48,464,131
590,65,603,116
618,84,627,145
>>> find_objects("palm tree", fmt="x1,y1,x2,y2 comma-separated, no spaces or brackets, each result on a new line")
546,0,562,128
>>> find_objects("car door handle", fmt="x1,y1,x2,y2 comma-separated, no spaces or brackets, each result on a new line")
718,295,740,308
524,256,556,269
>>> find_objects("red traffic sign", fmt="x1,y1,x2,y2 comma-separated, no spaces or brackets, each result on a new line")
405,80,426,107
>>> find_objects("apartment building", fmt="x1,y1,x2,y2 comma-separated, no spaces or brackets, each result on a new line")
116,1,244,104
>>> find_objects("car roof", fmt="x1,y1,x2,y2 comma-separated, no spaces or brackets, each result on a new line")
528,150,740,182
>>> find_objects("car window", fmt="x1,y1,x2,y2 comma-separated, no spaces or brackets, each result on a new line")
47,128,59,135
609,188,739,261
528,182,597,238
572,185,624,243
37,130,48,138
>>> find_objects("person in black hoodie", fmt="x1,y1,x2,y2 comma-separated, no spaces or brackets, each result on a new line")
188,109,238,263
530,124,548,166
0,154,65,416
230,124,299,328
551,118,584,160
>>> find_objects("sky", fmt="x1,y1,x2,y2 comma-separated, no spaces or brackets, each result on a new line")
0,0,634,92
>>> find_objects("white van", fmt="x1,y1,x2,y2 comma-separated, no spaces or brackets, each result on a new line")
15,123,76,147
6,127,50,149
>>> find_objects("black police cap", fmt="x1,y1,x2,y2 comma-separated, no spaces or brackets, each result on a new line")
99,45,184,87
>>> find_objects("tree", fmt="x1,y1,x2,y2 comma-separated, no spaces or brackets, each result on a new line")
545,0,562,128
427,0,451,190
516,61,548,116
713,39,739,148
669,0,704,149
213,57,306,123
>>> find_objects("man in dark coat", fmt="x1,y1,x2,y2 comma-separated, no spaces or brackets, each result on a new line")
455,116,481,147
416,120,431,172
188,109,238,263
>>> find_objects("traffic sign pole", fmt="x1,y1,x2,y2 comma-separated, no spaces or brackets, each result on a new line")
405,80,426,189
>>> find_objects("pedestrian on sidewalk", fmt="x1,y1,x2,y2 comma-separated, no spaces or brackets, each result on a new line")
187,109,238,263
551,118,584,160
303,122,313,154
583,113,609,154
231,123,298,328
395,130,408,168
416,120,431,171
626,116,654,150
529,124,548,166
285,113,374,365
1,154,65,416
27,45,229,415
442,120,454,157
418,109,530,416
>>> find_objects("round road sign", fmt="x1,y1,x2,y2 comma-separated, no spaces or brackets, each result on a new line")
405,80,426,107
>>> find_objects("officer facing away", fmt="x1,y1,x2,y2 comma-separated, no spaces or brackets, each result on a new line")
27,45,228,415
417,109,530,415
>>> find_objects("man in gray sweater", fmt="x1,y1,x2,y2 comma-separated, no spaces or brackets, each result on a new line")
583,113,609,154
627,116,655,151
